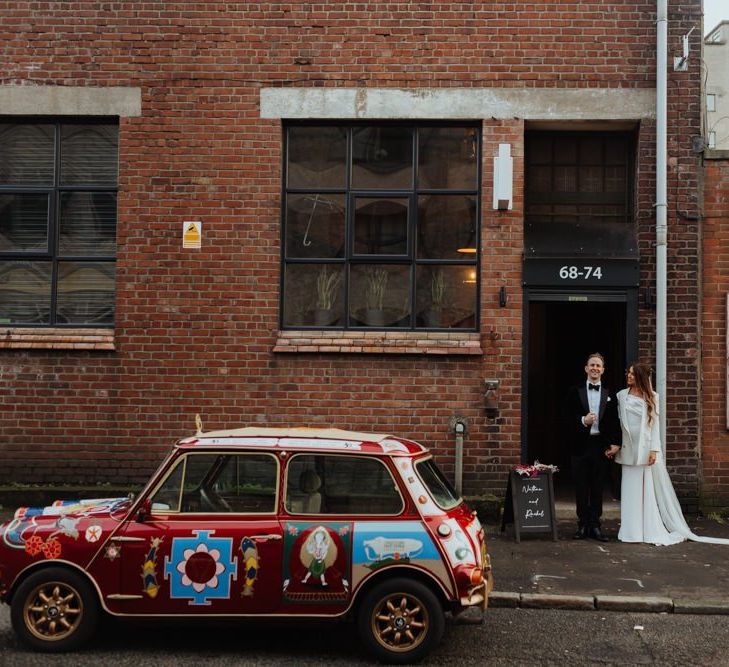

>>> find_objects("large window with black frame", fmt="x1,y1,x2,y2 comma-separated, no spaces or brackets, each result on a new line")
524,131,637,258
0,120,118,327
282,124,480,330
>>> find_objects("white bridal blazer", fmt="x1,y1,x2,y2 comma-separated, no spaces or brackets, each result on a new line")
615,388,660,466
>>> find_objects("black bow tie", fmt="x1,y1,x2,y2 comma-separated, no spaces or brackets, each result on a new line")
588,383,601,391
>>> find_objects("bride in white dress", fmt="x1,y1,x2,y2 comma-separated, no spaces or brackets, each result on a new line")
614,363,729,545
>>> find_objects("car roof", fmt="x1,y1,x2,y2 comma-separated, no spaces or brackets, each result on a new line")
176,426,428,456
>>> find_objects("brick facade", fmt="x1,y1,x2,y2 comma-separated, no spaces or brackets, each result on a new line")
0,1,711,504
701,153,729,509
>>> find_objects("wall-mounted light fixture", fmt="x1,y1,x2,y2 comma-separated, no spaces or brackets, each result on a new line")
643,287,655,310
673,26,695,71
484,379,500,419
499,286,507,308
493,143,513,210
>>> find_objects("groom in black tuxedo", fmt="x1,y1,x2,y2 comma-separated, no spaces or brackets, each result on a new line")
565,352,621,541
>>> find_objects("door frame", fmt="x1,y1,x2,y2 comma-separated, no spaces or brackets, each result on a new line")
520,287,639,462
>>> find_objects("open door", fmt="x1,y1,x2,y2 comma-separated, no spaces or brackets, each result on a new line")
523,290,637,490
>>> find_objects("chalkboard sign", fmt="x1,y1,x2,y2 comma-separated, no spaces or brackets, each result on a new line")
500,470,558,542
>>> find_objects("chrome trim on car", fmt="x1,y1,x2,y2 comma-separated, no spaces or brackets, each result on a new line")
108,536,145,542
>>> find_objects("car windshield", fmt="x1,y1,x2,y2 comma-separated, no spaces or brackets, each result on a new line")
415,457,461,510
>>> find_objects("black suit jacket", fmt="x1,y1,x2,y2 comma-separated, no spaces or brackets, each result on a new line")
564,383,622,456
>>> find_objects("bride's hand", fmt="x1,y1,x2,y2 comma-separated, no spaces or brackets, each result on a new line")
648,452,657,466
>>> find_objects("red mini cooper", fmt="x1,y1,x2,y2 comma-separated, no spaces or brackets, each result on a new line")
0,427,493,663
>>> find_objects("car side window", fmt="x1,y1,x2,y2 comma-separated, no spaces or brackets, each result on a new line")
286,454,403,515
150,453,278,514
213,453,278,513
149,459,184,511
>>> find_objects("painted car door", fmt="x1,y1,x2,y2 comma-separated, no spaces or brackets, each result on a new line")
103,452,284,616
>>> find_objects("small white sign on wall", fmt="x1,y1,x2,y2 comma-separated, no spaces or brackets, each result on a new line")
183,221,202,249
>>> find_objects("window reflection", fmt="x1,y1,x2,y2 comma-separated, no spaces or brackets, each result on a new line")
286,194,345,259
353,197,408,255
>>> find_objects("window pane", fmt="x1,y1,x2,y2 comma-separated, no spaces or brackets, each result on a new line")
0,260,52,325
353,197,408,255
417,194,477,259
0,193,49,251
60,125,118,186
210,454,277,513
0,124,55,185
286,454,403,515
285,193,345,259
352,126,412,189
283,263,344,327
418,127,478,189
56,261,115,325
525,132,637,258
287,126,347,189
58,192,117,256
179,454,218,512
416,265,477,329
349,264,410,327
415,458,460,509
151,460,184,512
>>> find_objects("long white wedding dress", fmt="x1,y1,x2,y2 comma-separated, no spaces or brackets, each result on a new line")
617,392,729,546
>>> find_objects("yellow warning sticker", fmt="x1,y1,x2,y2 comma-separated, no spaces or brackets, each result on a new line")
183,221,202,249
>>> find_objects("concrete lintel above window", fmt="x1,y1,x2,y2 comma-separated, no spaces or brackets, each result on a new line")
261,87,655,121
0,85,142,117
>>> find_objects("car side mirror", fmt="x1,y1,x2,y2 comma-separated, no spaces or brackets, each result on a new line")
136,498,152,523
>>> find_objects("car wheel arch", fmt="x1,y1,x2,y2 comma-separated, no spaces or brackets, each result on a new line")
350,566,450,615
8,560,103,607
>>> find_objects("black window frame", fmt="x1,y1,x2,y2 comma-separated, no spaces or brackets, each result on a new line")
281,121,481,332
524,129,638,259
0,117,118,328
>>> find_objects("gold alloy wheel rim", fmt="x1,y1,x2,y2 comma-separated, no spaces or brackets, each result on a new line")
23,581,84,642
370,592,429,653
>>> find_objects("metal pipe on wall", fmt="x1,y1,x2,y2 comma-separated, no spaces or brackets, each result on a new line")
656,0,668,450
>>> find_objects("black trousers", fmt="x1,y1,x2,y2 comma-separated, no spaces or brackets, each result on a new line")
572,440,608,529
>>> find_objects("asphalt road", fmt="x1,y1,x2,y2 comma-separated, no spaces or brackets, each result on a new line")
2,605,729,666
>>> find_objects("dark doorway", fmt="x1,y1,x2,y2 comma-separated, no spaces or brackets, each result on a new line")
525,294,635,488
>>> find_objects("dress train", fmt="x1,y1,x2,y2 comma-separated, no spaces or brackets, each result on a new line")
619,452,729,546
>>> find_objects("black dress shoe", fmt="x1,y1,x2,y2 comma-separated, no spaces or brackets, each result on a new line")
587,527,609,542
573,526,587,540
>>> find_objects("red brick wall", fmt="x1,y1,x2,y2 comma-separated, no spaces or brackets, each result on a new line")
0,1,706,501
701,156,729,508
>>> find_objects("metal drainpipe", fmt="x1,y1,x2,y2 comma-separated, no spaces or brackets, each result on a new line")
454,424,464,496
656,0,668,451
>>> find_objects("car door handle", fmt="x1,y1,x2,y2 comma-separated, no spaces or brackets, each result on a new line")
250,534,282,542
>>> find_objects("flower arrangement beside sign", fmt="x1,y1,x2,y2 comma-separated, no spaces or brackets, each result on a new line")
513,461,559,478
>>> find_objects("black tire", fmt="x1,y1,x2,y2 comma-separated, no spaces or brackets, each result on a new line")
357,577,445,664
10,567,99,652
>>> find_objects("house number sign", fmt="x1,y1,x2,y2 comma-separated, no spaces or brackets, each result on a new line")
522,258,639,287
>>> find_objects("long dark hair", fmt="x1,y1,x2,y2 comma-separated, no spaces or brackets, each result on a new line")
629,362,656,426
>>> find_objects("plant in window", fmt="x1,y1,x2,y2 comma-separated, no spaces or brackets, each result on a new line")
315,266,341,311
431,268,446,311
365,267,388,311
424,268,447,328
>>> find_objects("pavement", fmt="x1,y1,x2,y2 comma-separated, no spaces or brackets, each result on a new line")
485,499,729,615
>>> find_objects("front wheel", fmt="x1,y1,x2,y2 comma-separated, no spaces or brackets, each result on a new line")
357,577,445,664
11,567,99,652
